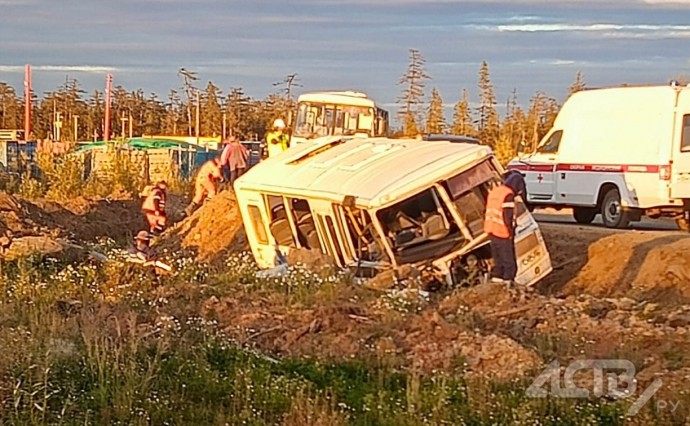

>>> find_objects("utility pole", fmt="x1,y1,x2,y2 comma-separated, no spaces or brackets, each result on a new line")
104,74,112,142
73,115,79,142
128,111,133,138
178,68,198,137
24,64,31,141
52,99,57,140
55,112,63,142
195,90,200,145
273,73,302,101
120,112,128,138
273,73,302,127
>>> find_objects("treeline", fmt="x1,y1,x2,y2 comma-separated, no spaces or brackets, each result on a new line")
0,79,294,143
395,49,591,163
0,50,630,164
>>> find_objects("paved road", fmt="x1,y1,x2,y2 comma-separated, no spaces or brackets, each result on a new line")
532,208,680,232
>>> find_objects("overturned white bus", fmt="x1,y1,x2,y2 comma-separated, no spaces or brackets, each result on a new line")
233,136,552,287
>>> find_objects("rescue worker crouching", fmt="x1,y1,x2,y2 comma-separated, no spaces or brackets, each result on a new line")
127,230,172,276
266,118,290,158
483,171,526,286
184,157,222,217
141,180,168,235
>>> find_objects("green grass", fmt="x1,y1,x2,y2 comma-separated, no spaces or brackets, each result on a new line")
0,249,665,425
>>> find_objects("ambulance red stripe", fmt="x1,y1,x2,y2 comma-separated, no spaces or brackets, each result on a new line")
508,164,662,173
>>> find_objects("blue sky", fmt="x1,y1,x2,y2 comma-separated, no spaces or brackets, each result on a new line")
1,0,689,123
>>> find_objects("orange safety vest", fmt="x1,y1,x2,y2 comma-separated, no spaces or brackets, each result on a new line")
483,184,515,238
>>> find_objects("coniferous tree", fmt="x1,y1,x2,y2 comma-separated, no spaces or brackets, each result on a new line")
201,82,222,137
163,90,182,135
496,89,526,163
451,89,475,136
397,48,430,136
525,91,559,152
476,61,500,147
425,87,446,134
86,90,104,141
568,71,587,97
0,83,22,130
225,87,251,137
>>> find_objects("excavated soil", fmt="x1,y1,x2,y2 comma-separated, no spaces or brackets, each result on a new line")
5,189,690,391
157,190,247,264
538,223,690,304
0,191,148,259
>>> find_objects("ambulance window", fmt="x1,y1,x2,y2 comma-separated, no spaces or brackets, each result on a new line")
265,195,295,247
247,205,269,245
537,130,562,154
682,115,690,151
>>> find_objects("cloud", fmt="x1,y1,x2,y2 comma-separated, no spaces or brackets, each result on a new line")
495,23,690,38
0,65,118,73
257,16,337,24
297,0,690,4
643,0,690,3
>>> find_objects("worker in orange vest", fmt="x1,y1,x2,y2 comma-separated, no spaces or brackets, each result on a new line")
184,158,222,217
483,171,526,286
141,180,168,235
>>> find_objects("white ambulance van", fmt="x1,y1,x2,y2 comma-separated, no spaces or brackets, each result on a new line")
234,136,552,287
508,83,690,229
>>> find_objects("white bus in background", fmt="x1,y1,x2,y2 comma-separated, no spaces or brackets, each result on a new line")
234,136,552,287
290,91,389,145
508,83,690,230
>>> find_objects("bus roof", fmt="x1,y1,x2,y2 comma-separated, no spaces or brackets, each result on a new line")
235,136,493,209
297,91,376,108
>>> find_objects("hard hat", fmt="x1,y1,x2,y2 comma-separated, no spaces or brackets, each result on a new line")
273,118,286,129
135,230,151,241
156,180,167,188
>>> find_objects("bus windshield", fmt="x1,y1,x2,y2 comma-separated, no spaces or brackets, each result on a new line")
293,102,376,138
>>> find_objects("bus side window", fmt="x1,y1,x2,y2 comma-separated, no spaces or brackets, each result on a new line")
290,198,322,251
248,205,269,245
266,195,295,247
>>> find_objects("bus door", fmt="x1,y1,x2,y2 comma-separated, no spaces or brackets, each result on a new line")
308,200,348,267
238,191,276,268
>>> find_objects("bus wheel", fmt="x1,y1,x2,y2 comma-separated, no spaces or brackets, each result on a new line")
601,188,630,229
573,207,597,224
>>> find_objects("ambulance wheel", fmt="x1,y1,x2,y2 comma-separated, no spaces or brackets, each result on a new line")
601,188,630,229
573,207,597,224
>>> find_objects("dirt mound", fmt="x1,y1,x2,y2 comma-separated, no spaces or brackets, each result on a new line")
561,232,690,303
0,191,149,259
157,190,247,263
28,197,147,242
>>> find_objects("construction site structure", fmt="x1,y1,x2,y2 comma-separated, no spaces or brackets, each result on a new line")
234,136,552,287
290,91,389,145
